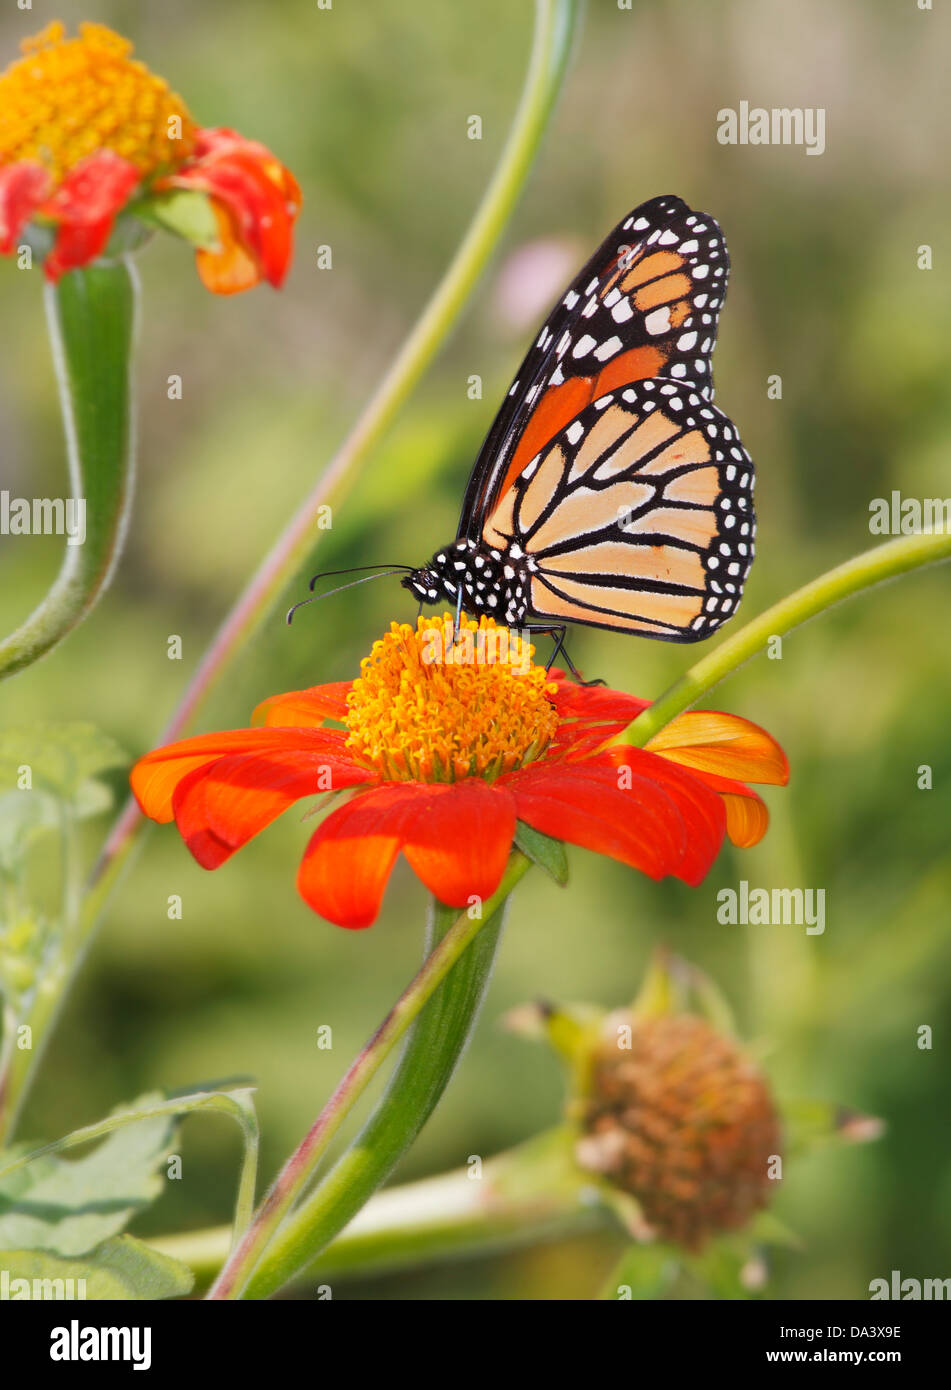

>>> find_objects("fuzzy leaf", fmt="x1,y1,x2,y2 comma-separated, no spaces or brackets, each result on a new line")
0,724,126,801
1,1235,193,1300
0,1095,177,1257
0,1083,259,1244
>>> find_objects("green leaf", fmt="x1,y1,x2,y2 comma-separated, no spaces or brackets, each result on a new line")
600,1242,681,1300
1,1235,193,1300
630,948,682,1019
0,1083,260,1242
748,1208,803,1250
0,724,126,801
0,1094,178,1256
134,189,220,250
684,1239,759,1300
0,783,113,876
514,821,569,884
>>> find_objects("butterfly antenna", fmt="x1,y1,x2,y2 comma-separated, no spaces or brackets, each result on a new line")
286,568,412,624
307,563,414,594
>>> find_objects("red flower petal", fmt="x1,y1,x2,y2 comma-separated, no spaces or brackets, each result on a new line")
665,765,772,849
508,759,682,879
545,674,651,760
508,749,727,886
252,682,352,728
646,710,789,785
171,747,371,868
165,131,298,292
399,779,516,908
193,127,302,208
298,780,516,929
548,674,650,725
297,785,422,929
131,726,360,823
39,150,140,281
0,161,51,254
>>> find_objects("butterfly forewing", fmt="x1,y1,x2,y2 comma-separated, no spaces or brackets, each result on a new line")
459,194,731,541
483,378,755,642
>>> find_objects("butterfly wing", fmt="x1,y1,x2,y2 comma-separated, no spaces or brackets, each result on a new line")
483,379,754,642
459,194,730,541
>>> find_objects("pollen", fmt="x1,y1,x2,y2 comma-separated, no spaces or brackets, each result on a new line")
345,614,559,783
0,22,196,183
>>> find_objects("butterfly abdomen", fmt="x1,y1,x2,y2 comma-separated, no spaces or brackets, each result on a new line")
403,539,531,626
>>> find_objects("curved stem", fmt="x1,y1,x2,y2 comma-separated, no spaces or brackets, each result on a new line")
151,1127,598,1290
209,852,532,1300
0,260,137,680
94,0,580,887
627,530,951,746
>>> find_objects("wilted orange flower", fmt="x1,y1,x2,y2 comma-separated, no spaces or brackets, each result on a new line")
0,23,299,291
130,615,788,929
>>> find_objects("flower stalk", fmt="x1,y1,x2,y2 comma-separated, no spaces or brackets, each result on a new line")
208,852,532,1299
0,258,137,681
626,530,951,747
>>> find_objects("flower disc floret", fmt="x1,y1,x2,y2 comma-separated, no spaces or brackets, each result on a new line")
344,614,559,783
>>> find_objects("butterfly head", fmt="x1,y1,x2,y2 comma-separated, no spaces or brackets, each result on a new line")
403,539,530,626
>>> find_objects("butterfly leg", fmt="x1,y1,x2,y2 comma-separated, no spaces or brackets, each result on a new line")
453,585,464,642
525,625,606,686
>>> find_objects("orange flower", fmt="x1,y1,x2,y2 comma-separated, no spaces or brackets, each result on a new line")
131,616,788,929
0,23,299,291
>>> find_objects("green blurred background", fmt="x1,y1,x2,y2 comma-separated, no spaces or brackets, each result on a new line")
1,0,949,1299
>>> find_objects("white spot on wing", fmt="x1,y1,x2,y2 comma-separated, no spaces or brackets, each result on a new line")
594,335,622,361
644,306,671,336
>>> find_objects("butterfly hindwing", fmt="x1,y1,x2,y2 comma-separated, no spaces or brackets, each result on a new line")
459,194,731,540
483,378,755,642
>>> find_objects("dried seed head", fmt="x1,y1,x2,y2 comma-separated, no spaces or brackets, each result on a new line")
577,1012,781,1249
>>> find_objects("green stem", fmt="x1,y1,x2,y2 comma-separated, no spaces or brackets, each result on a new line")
208,853,532,1300
152,1127,598,1289
0,0,579,1143
627,530,951,746
0,260,137,680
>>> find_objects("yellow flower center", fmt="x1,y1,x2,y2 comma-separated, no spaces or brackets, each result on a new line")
345,614,559,783
0,23,196,183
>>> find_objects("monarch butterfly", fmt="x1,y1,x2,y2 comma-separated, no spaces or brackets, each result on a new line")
402,194,755,656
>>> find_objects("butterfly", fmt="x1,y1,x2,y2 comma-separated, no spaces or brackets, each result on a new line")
401,194,755,662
